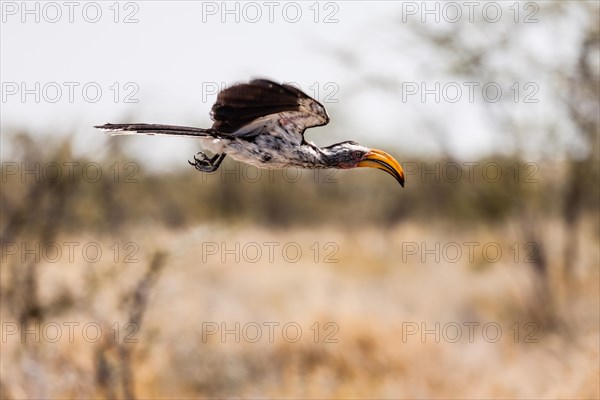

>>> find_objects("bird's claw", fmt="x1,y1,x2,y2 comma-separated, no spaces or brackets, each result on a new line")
188,152,223,173
194,152,211,163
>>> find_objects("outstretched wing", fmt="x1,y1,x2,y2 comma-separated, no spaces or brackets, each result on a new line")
210,79,330,138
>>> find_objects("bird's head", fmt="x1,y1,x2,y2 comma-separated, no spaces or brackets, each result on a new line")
321,141,405,187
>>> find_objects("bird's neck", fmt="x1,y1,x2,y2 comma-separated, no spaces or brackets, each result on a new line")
313,146,340,168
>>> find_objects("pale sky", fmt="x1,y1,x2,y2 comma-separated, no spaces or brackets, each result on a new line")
1,1,595,171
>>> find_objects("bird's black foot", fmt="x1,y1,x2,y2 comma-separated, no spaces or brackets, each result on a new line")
188,152,226,173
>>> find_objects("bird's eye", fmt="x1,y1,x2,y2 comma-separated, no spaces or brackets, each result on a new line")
353,151,362,159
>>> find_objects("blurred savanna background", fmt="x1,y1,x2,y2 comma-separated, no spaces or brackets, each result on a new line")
1,1,599,399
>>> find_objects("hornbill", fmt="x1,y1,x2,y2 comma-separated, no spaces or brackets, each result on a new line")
95,79,405,186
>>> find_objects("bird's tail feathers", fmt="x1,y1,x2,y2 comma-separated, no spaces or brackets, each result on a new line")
95,123,217,138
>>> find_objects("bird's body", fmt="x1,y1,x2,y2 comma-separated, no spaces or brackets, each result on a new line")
96,79,405,186
196,117,325,169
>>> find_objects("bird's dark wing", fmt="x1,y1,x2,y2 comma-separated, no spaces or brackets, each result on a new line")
210,79,330,137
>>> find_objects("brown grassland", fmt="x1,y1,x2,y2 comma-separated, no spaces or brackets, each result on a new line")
1,135,598,399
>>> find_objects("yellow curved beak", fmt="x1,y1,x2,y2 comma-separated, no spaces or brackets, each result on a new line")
357,149,405,187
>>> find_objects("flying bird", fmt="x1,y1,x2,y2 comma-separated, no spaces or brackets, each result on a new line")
96,79,405,186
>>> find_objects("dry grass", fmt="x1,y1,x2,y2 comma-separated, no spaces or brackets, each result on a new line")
1,218,598,399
